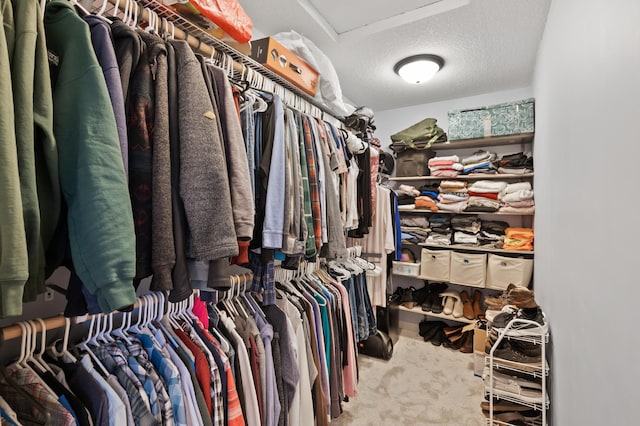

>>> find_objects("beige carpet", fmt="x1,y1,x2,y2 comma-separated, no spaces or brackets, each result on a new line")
333,334,486,426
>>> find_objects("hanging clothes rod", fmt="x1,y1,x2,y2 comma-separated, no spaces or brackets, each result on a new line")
101,0,342,123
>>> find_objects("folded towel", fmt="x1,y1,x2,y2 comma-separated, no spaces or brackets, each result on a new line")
436,201,468,213
439,180,467,190
467,190,499,200
438,193,470,202
501,189,534,203
462,150,495,165
504,182,532,194
428,155,460,165
431,169,460,177
430,163,464,171
506,199,535,208
468,180,508,192
499,206,535,214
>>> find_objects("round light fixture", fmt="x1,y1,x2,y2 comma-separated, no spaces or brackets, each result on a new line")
394,54,444,84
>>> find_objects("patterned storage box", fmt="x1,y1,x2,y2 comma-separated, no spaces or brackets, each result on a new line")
447,98,535,140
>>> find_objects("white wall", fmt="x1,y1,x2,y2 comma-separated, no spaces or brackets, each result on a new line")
374,87,533,150
533,0,640,424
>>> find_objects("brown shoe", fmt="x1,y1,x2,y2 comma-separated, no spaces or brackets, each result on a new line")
459,290,475,320
507,285,537,308
459,330,474,353
472,289,484,319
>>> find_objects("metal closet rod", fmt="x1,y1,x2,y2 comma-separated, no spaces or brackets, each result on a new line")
104,0,339,122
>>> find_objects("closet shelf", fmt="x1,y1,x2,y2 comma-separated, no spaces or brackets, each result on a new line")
486,356,550,378
398,209,535,216
389,173,534,182
485,418,544,426
122,0,343,120
396,304,476,324
418,242,535,255
431,133,535,150
483,388,549,411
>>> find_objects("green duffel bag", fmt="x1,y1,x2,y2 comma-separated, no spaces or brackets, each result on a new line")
389,118,446,176
390,117,447,148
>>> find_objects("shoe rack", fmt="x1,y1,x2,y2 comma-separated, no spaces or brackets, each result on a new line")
484,317,549,426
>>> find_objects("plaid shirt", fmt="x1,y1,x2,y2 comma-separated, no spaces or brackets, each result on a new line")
0,366,75,426
137,333,188,426
112,342,161,423
196,322,245,426
182,322,225,426
127,339,176,426
302,115,322,253
295,112,315,258
249,251,276,306
94,344,155,424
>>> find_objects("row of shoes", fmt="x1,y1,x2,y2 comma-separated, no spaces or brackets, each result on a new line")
483,367,544,404
390,283,487,320
480,400,542,425
418,320,474,353
484,284,547,365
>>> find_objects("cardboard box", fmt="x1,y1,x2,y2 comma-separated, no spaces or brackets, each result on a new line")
250,37,319,96
447,98,535,140
473,323,488,377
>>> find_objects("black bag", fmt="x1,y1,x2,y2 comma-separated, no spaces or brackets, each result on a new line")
389,140,436,177
358,330,394,360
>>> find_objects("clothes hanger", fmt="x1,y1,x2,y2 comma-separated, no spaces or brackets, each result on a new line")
92,0,113,24
33,319,54,374
47,317,77,363
75,315,110,378
25,321,50,374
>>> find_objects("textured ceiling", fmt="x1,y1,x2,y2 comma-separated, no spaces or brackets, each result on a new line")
240,0,551,112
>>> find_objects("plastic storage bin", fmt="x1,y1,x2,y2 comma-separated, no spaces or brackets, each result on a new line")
392,261,421,277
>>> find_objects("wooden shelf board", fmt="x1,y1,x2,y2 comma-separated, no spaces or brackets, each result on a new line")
430,133,535,150
390,173,534,182
418,243,534,255
397,305,476,324
398,209,534,216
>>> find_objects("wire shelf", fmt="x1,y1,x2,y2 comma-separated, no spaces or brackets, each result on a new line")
134,0,343,119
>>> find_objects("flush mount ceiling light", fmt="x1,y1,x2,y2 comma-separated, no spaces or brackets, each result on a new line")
394,54,444,84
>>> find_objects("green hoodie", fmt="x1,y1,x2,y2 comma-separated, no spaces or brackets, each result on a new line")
44,0,136,312
9,0,61,303
0,0,29,317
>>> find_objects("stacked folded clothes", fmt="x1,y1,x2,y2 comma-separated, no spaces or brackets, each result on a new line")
426,214,452,245
495,152,534,174
401,227,430,244
415,196,438,211
503,227,534,251
396,184,421,210
428,155,463,177
498,182,535,214
451,214,481,245
461,150,497,175
478,220,510,247
437,180,469,212
464,180,507,212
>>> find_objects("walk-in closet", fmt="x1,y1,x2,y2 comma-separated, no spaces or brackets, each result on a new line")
0,0,638,425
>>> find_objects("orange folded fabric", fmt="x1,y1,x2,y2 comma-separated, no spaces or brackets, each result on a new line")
414,196,439,211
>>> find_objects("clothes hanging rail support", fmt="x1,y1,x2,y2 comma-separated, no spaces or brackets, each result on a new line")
102,0,341,122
